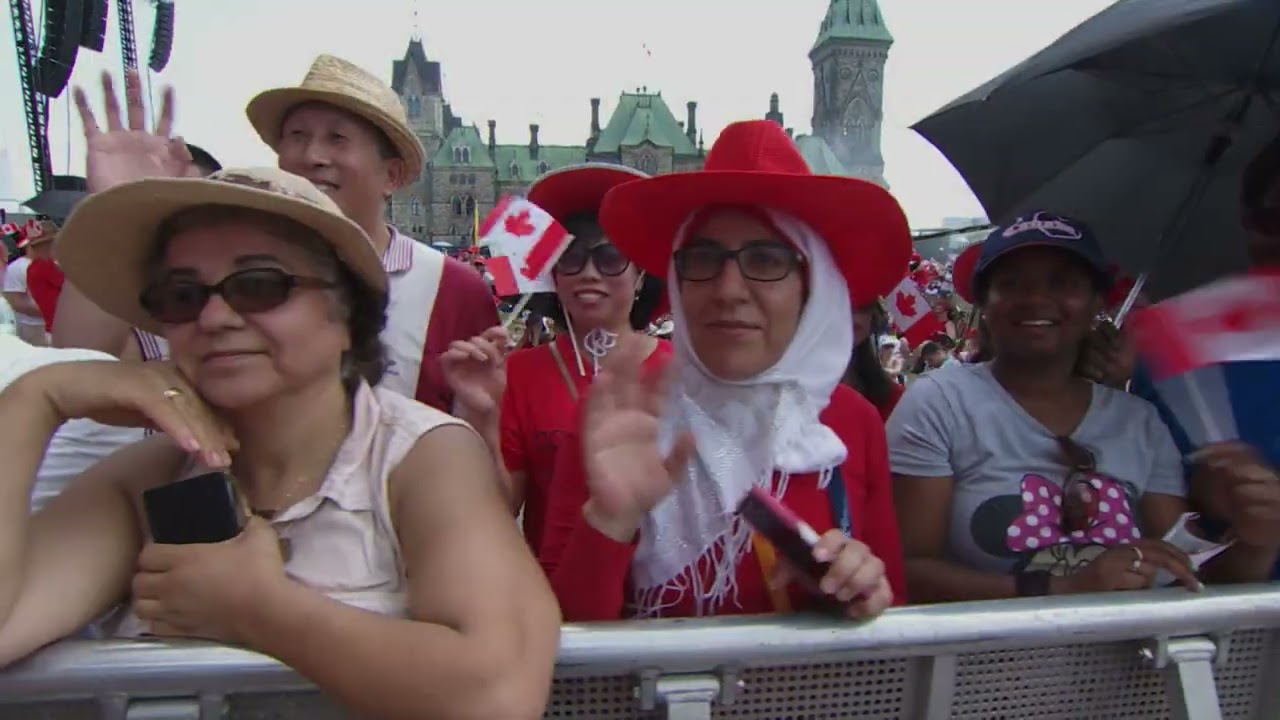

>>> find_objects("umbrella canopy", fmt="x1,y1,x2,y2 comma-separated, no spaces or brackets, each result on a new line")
913,0,1280,299
22,190,88,223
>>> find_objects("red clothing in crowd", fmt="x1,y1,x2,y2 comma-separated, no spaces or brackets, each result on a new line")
501,335,672,554
539,381,906,621
25,258,63,332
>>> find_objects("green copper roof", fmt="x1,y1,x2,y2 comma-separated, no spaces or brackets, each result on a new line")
430,125,495,168
494,144,587,182
593,92,698,156
794,135,849,176
813,0,893,48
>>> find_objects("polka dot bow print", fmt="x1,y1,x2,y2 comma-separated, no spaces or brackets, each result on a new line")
1006,474,1142,552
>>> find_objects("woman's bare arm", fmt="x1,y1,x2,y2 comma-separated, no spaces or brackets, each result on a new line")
50,283,136,357
235,424,560,720
0,380,178,665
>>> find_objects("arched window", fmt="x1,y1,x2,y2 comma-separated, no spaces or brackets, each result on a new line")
452,147,463,163
537,161,549,175
410,198,422,217
464,196,476,218
461,147,472,164
406,95,420,119
636,154,658,175
510,161,521,179
452,196,464,216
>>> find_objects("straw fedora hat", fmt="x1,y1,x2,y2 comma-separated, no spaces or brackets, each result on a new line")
246,55,425,183
56,167,385,335
599,119,912,307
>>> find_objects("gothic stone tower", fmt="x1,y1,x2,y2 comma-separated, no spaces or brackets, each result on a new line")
810,0,891,187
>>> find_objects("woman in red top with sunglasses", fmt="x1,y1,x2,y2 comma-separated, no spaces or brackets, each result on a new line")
537,120,909,621
441,164,670,557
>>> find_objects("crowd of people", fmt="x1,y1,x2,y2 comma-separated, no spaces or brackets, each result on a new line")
0,52,1276,720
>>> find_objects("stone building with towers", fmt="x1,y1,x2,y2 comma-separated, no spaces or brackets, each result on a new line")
387,40,705,248
766,0,892,187
387,0,891,247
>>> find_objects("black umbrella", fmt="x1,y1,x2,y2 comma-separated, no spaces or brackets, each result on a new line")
913,0,1280,300
22,175,90,223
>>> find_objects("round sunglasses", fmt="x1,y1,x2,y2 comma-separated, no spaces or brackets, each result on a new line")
140,268,334,325
554,242,630,277
673,240,803,282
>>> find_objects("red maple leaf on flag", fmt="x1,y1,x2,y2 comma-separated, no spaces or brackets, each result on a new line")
895,291,918,318
504,210,536,237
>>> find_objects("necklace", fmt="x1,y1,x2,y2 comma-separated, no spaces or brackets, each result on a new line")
582,327,619,377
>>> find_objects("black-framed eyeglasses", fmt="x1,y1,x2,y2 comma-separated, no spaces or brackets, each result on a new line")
140,267,335,325
1057,435,1099,533
554,241,630,277
673,240,803,283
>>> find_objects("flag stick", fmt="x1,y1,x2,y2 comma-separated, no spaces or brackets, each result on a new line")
502,294,534,332
1182,373,1225,444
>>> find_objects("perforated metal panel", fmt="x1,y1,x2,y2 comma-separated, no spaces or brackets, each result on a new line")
228,692,353,719
950,629,1273,720
544,659,909,719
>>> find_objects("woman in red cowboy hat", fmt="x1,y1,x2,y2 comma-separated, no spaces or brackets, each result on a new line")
539,120,911,620
440,163,670,556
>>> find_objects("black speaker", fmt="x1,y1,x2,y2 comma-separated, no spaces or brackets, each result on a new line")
79,0,108,51
148,0,174,72
35,0,86,97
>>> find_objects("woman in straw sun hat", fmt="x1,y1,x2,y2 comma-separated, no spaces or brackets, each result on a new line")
538,119,909,621
440,162,669,558
63,61,496,414
0,167,559,718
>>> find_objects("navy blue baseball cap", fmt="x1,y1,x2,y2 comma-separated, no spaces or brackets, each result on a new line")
970,212,1109,299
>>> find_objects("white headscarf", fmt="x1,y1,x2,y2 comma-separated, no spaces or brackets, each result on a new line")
630,209,853,617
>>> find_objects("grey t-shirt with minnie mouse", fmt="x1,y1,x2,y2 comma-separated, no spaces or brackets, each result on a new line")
886,363,1185,576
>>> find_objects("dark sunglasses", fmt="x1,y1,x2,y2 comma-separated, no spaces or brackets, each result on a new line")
1056,436,1099,534
554,241,630,277
673,240,803,283
140,268,335,325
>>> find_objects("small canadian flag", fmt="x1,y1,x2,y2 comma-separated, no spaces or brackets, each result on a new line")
885,273,945,347
477,196,573,296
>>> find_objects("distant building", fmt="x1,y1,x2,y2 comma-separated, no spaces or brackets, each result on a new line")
387,41,704,247
765,0,893,187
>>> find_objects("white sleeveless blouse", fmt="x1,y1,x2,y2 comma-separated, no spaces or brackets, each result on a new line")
111,382,466,636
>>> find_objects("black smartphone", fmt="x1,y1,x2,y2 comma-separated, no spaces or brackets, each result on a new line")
143,471,246,545
736,486,830,583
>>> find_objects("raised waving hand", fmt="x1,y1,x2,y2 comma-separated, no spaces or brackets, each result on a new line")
74,70,195,192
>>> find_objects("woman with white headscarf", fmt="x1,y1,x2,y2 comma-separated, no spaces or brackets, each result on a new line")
538,121,912,620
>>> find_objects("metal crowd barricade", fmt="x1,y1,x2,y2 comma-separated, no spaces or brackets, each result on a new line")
0,585,1277,720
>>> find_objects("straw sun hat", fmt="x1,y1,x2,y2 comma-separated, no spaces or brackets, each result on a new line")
246,54,425,183
55,167,386,335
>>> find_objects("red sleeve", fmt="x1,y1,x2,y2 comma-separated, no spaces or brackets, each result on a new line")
538,430,635,621
499,353,528,474
417,256,501,411
25,259,63,331
854,395,908,604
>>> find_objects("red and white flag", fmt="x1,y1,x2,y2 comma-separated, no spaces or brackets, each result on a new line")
477,196,573,296
1129,273,1280,381
885,274,945,347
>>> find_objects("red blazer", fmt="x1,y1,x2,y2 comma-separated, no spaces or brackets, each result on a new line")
538,381,906,621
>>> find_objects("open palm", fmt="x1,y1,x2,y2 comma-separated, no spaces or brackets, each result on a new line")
75,70,194,192
582,361,694,528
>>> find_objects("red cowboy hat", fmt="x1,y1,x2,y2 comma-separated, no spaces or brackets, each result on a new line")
951,241,983,304
526,162,668,324
598,120,911,307
527,163,648,222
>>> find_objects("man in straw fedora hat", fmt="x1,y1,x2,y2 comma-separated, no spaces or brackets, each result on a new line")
245,54,497,412
62,59,495,413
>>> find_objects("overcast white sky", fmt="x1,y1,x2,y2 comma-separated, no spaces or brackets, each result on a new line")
0,0,1115,226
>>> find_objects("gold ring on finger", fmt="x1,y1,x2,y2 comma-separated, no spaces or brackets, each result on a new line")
1129,545,1144,572
163,388,184,399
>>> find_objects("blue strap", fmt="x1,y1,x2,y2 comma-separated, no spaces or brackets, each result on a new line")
825,466,852,536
